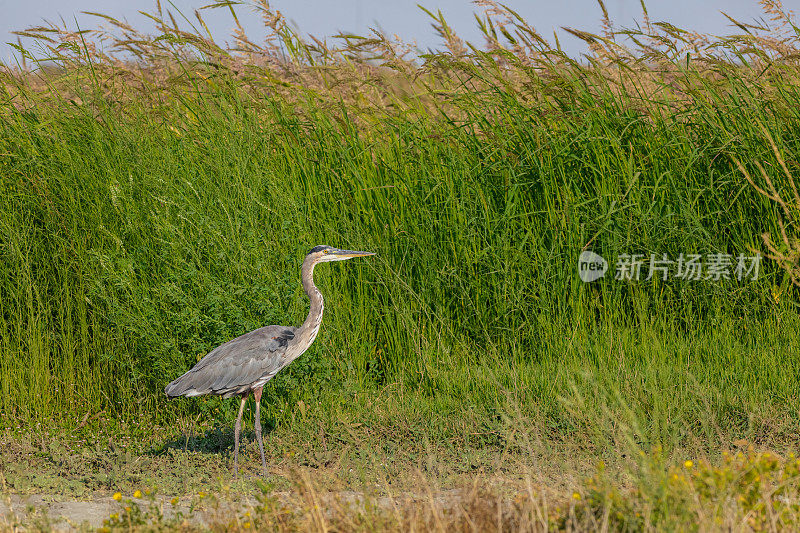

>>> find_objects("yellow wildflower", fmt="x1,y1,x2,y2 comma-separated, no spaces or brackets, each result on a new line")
572,492,581,500
684,460,693,468
133,490,142,498
243,522,251,529
112,492,122,501
171,497,179,505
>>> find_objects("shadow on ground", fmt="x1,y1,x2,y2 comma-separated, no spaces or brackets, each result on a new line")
150,418,277,457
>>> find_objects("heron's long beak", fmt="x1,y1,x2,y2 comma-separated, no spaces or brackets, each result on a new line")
329,248,376,259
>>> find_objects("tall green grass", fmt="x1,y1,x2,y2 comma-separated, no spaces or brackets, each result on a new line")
0,0,799,458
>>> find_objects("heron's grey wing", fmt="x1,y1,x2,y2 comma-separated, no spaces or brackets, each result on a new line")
165,325,296,398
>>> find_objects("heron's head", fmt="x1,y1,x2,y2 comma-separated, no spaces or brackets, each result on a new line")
308,245,376,263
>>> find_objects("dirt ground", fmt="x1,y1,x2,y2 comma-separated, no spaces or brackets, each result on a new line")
0,426,582,530
0,488,482,530
1,493,151,530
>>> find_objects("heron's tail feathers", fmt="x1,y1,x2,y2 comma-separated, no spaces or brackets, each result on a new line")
164,371,209,398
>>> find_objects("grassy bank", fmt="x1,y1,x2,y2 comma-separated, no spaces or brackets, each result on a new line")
1,1,800,527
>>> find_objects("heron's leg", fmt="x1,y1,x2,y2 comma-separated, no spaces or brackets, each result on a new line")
253,387,268,476
233,395,247,477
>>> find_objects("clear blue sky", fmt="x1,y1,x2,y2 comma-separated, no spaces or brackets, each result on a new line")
0,0,779,63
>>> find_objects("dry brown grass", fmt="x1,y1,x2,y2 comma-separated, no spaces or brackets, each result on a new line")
5,449,798,532
3,0,800,120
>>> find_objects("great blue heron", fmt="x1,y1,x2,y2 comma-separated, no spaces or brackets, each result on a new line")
165,245,375,476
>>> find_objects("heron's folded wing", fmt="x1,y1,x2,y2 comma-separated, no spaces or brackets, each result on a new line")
165,325,296,397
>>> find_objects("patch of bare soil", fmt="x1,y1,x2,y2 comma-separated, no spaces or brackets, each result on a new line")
1,488,496,531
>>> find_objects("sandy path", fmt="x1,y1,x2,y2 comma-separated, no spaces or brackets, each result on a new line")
0,489,469,530
0,493,235,530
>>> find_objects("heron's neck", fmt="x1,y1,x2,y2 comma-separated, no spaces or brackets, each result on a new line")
300,258,324,337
